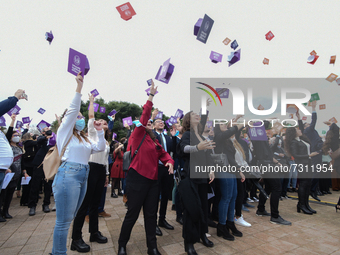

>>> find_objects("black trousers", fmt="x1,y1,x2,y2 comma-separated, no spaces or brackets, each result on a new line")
21,166,34,205
235,178,244,217
298,178,312,206
158,165,171,221
119,169,159,249
28,165,52,208
258,178,281,218
72,162,106,240
182,182,208,244
0,186,16,214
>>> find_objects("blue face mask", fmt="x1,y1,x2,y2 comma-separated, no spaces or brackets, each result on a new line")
174,130,180,137
75,119,85,131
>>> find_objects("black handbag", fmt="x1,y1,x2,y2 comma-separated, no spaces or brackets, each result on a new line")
123,134,146,172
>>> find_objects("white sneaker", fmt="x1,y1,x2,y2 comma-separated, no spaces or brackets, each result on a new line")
252,197,259,202
234,216,251,227
247,198,254,203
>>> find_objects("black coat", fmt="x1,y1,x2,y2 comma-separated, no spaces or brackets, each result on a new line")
32,135,52,167
289,139,310,165
270,136,289,165
329,123,340,167
22,140,38,169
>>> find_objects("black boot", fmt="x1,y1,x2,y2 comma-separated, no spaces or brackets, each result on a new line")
184,241,198,255
201,233,214,247
305,197,316,214
118,246,127,255
2,209,12,219
226,221,243,237
29,207,36,216
217,223,234,241
0,214,6,222
70,238,90,252
147,247,161,255
297,203,313,214
118,189,123,196
111,190,118,198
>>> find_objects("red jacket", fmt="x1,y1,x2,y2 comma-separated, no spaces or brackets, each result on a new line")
128,100,174,180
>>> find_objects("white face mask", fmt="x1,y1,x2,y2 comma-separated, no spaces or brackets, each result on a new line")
12,137,20,143
230,137,236,141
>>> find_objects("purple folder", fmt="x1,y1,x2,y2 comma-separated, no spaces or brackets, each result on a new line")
206,121,213,128
112,132,117,140
67,48,90,77
38,108,46,114
22,117,30,124
194,18,203,36
228,49,241,66
165,119,172,128
99,107,106,113
88,103,99,112
155,58,175,84
196,14,214,44
155,111,163,120
45,30,54,45
169,116,177,125
122,117,133,126
147,79,153,86
216,88,229,98
7,105,21,116
109,109,117,116
145,87,159,96
16,121,23,129
37,120,51,132
230,40,238,50
248,122,268,141
90,89,99,97
174,109,184,119
210,51,223,63
0,116,6,126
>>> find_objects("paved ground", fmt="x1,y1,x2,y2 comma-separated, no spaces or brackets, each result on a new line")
1,189,340,255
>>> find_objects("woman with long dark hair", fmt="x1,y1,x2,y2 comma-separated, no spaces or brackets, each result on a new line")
178,110,215,255
284,127,319,214
213,122,245,241
118,81,174,255
322,121,340,212
20,132,38,206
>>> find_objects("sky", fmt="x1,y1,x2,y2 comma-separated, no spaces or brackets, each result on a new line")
1,0,340,135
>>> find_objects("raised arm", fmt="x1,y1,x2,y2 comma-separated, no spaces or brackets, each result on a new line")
57,72,83,155
309,101,317,131
0,89,26,117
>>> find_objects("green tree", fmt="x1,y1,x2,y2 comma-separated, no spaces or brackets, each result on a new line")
50,99,171,141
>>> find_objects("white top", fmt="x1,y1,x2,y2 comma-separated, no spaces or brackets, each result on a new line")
0,130,13,169
57,92,106,165
88,118,110,175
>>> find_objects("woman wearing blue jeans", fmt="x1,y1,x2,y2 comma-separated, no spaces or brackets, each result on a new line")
214,122,244,241
51,72,106,255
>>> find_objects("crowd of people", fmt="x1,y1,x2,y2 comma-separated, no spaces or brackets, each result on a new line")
0,74,340,255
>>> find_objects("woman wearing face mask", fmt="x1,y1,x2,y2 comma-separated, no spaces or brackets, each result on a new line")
51,72,106,255
284,127,319,215
0,114,24,220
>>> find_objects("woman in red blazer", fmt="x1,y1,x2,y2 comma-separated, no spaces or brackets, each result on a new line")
118,81,174,255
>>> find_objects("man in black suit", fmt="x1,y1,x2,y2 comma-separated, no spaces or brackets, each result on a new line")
152,116,174,235
27,127,55,216
297,101,323,201
250,121,291,226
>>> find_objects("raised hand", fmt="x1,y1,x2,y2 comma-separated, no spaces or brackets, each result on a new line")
14,89,26,100
197,140,215,150
93,120,103,131
88,93,94,103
